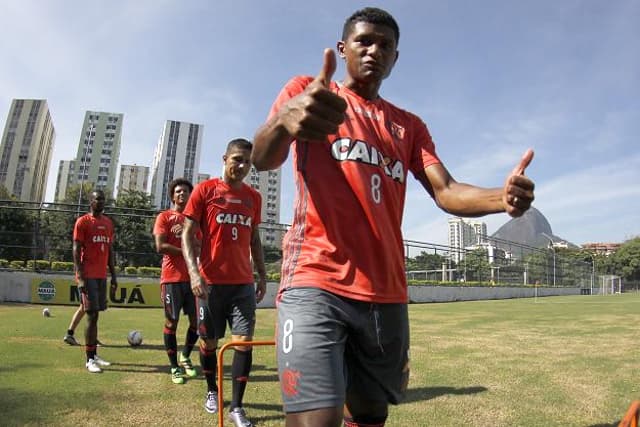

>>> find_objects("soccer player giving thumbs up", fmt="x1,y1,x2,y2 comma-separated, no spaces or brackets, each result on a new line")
252,7,535,427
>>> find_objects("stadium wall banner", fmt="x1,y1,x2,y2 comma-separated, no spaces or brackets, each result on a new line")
31,278,162,307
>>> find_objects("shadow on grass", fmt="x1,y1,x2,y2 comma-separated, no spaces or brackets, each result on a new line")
0,387,69,425
586,423,621,427
404,385,488,403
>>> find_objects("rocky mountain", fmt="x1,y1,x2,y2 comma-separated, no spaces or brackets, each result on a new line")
490,207,576,249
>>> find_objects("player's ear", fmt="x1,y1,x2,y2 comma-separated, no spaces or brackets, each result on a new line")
337,41,346,58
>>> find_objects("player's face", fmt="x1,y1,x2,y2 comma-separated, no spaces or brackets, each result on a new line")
338,21,398,84
90,192,105,214
172,184,191,207
223,148,251,184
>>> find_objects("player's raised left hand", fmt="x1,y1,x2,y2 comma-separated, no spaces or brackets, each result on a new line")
503,149,535,217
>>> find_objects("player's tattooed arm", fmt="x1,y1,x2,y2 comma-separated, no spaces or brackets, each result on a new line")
250,226,267,303
182,217,207,299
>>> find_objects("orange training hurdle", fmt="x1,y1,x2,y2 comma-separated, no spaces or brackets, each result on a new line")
619,401,640,427
216,339,276,427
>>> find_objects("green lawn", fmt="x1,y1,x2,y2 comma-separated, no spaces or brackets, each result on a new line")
1,294,639,426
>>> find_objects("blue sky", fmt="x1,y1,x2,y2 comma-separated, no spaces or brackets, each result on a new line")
1,1,638,246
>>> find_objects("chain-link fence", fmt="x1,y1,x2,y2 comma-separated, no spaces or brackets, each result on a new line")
0,199,594,287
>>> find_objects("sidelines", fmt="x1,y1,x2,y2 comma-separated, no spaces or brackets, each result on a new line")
217,339,277,427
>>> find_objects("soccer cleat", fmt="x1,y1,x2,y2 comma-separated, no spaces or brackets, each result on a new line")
179,353,197,378
93,355,111,367
204,391,218,414
228,407,253,427
86,359,102,373
171,367,185,384
63,334,79,346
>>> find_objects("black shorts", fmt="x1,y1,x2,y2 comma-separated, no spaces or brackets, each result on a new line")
276,287,410,413
197,284,256,340
81,278,108,312
161,282,196,321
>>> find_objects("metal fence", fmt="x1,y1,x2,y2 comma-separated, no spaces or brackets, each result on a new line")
0,199,594,287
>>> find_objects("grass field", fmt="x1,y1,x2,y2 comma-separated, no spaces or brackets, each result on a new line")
2,293,639,426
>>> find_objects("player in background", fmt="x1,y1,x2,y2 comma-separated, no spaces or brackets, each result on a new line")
62,303,103,346
153,178,200,384
182,138,267,427
73,189,117,373
251,7,535,427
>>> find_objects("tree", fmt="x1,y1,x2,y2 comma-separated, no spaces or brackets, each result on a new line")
0,185,34,261
463,248,490,283
113,190,159,268
610,237,640,283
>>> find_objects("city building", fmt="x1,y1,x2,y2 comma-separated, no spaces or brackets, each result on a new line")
448,217,487,263
149,120,203,209
117,164,149,196
197,173,210,184
0,99,56,202
54,159,75,202
247,167,283,247
70,111,123,199
582,242,621,256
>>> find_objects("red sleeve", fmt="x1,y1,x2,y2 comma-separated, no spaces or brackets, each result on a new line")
73,217,84,242
253,191,262,226
409,118,441,178
153,211,167,236
182,183,206,225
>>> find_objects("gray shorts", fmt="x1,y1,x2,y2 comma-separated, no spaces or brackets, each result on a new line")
161,282,196,321
197,284,256,340
81,278,107,312
277,287,410,413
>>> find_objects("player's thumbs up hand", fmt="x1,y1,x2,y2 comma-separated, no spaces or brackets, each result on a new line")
278,48,347,141
314,47,337,88
503,149,535,217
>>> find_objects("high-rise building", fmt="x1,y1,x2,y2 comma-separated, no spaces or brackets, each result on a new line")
197,173,210,184
247,167,283,247
117,164,149,196
54,160,75,202
71,111,123,199
448,217,487,263
0,99,56,202
149,120,203,209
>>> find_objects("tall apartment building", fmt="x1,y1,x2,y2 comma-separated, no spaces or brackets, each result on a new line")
447,217,487,263
149,120,203,209
70,111,123,198
247,167,282,247
0,99,55,202
197,173,210,184
54,159,75,202
117,164,149,196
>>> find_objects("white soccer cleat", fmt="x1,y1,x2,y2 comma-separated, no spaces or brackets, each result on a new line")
86,359,102,373
93,355,111,367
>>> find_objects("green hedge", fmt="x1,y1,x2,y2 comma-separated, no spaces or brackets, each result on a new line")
9,260,25,269
0,259,8,268
124,266,138,275
51,261,74,272
138,267,161,277
26,260,51,270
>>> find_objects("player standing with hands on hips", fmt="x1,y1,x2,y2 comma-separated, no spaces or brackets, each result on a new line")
73,189,117,373
182,138,267,427
252,7,535,427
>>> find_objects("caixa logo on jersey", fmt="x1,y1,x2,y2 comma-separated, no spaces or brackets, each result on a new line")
37,281,56,301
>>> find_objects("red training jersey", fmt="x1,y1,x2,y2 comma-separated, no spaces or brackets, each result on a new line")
182,178,262,285
73,213,115,280
269,77,441,304
153,209,197,283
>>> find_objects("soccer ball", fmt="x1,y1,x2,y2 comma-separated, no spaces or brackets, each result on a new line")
42,307,51,317
127,330,143,347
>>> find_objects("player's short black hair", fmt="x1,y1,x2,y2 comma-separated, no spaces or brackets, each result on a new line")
225,138,253,154
167,177,193,199
342,7,400,44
